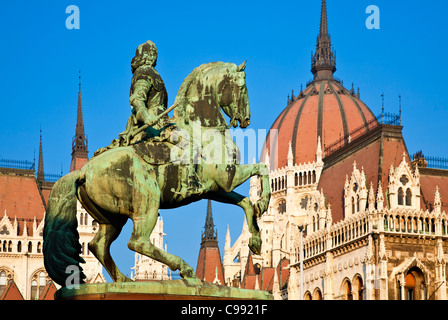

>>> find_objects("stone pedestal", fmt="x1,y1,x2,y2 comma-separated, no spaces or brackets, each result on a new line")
55,280,273,300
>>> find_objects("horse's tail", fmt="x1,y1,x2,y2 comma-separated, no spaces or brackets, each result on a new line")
43,170,86,287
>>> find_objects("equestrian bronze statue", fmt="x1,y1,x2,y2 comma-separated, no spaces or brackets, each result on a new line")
43,41,271,288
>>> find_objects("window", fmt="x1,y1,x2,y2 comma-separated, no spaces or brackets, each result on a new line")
31,272,47,300
342,279,353,300
353,276,364,300
398,188,404,205
0,226,9,235
405,188,412,206
405,273,415,300
300,196,310,210
351,197,355,214
0,271,6,296
31,280,38,300
400,175,409,185
278,200,286,214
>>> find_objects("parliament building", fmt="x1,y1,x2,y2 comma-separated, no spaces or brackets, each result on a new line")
1,0,447,301
222,0,448,300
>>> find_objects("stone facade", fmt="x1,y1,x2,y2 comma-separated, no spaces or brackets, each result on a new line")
223,0,448,300
0,171,105,299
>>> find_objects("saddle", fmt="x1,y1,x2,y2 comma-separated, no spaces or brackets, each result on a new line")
132,140,188,165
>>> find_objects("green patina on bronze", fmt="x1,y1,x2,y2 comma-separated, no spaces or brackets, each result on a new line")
56,280,273,300
43,40,271,297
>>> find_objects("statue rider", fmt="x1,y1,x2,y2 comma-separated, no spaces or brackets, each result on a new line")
94,40,202,198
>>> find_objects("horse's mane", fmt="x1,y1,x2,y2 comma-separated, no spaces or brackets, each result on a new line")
174,61,234,105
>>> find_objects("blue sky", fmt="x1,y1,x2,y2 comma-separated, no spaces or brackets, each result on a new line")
1,1,447,281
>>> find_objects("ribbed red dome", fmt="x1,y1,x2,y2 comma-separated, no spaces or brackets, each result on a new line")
264,79,377,169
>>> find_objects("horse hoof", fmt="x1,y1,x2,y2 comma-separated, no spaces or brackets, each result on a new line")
183,276,202,286
249,236,262,255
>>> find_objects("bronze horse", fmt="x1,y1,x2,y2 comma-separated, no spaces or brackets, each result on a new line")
43,61,271,287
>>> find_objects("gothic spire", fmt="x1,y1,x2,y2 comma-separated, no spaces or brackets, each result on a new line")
319,0,328,36
75,71,86,140
202,199,217,241
37,129,44,186
70,71,88,171
311,0,336,81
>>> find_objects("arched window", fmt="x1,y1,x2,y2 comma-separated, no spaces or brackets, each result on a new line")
405,188,412,206
30,272,47,300
84,212,88,225
31,280,38,300
398,188,404,205
351,197,355,215
79,212,84,225
405,272,415,300
312,170,316,184
304,291,312,300
17,241,22,252
0,271,6,296
278,200,286,214
295,173,298,186
353,275,364,300
299,173,303,186
28,242,32,253
313,288,322,300
342,279,353,300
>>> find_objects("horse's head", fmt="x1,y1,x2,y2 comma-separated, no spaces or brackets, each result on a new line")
174,61,251,129
218,61,251,129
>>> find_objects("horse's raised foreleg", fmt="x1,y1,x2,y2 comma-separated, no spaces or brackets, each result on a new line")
126,171,200,285
214,162,271,217
88,218,131,282
206,190,262,255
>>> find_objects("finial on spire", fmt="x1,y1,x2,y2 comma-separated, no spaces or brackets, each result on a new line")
311,0,336,81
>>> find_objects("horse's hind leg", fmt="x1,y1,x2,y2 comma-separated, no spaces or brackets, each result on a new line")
206,190,262,255
88,216,131,282
127,174,200,285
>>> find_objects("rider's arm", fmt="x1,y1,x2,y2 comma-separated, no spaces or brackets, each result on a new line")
130,79,157,125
